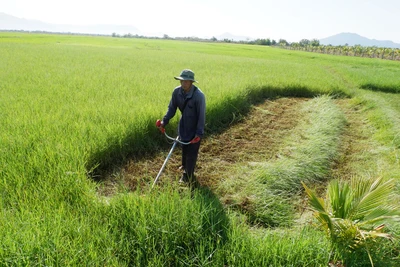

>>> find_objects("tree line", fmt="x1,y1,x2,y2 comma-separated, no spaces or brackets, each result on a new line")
226,37,400,61
278,38,400,61
5,30,397,61
112,32,400,61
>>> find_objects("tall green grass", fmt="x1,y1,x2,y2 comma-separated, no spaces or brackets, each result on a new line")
1,32,400,265
216,224,330,267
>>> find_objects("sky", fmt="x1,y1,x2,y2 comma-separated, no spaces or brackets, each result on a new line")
3,0,400,43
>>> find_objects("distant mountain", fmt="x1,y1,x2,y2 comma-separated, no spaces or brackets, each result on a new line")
319,32,400,48
0,12,140,35
215,32,252,42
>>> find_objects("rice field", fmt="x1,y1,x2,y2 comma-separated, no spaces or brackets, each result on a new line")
1,32,400,266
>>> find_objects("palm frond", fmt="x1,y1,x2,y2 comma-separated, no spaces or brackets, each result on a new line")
302,181,326,213
303,176,400,265
302,181,333,231
328,179,353,219
360,229,393,240
352,178,399,220
359,214,400,227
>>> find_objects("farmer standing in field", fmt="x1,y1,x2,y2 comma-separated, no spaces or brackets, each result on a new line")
157,69,206,186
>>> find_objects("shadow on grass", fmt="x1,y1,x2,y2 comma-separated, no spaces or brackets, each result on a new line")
172,185,231,266
107,185,231,266
88,84,346,181
360,83,400,94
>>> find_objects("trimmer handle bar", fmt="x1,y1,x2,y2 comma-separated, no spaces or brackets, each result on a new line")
156,119,195,145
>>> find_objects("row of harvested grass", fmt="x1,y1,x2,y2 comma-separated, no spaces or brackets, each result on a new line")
219,96,347,227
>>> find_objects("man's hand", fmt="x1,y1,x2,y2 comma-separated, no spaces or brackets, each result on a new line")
156,119,165,133
190,136,201,144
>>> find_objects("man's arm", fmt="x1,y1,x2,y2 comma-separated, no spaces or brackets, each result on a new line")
162,91,178,126
195,92,206,138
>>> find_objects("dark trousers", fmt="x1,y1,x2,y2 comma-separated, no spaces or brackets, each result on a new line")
181,141,201,181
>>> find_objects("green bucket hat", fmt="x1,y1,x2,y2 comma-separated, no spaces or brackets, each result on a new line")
174,69,197,83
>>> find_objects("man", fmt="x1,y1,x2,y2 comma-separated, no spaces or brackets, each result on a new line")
157,69,206,186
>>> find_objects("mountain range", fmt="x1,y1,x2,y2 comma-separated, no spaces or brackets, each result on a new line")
319,32,400,48
1,12,399,48
0,12,140,36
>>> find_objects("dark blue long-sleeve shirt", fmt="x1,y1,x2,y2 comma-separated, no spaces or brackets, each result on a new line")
162,85,206,142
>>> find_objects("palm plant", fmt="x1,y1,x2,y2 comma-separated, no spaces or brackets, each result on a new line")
353,45,363,57
395,49,400,61
366,47,374,58
302,176,400,266
375,47,384,59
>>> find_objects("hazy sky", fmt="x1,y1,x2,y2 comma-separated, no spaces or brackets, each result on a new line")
3,0,400,42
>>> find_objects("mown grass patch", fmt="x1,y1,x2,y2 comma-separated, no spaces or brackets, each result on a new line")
258,96,347,191
218,96,347,227
357,91,400,184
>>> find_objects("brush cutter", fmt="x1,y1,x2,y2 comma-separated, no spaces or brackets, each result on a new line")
152,120,200,188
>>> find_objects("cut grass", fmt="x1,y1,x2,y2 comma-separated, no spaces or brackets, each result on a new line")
257,96,347,191
220,96,347,226
146,95,346,228
355,91,400,181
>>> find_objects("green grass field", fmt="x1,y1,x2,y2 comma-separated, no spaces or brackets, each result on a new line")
1,32,400,266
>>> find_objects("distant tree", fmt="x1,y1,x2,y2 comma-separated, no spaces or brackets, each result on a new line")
380,47,389,59
290,42,300,50
393,49,400,60
291,42,299,46
353,45,364,57
211,36,217,42
278,39,289,46
371,46,378,58
271,39,277,46
163,34,170,39
317,44,325,53
336,45,343,55
310,39,320,47
299,39,310,47
374,47,383,58
343,46,350,56
255,38,271,46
